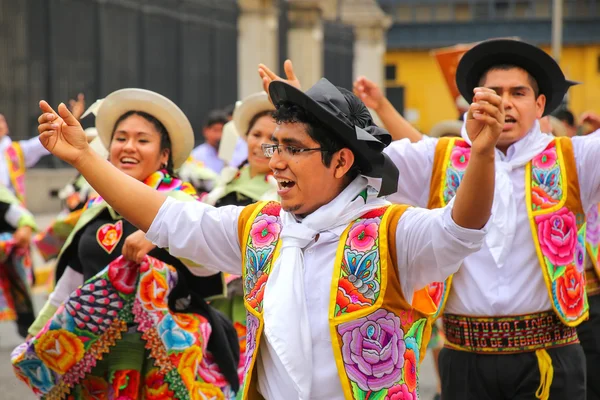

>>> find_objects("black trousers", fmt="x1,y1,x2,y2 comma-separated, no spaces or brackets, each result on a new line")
439,343,586,399
577,294,600,400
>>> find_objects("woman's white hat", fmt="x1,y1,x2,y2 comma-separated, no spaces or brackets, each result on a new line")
232,91,275,141
95,88,194,169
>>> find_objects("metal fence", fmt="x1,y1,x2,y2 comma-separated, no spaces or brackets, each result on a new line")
0,0,238,167
323,20,355,90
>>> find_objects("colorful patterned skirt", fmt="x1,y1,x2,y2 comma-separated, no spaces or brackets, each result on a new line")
0,232,34,336
12,256,236,399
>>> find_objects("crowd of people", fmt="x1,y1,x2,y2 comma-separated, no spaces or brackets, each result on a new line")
0,38,598,400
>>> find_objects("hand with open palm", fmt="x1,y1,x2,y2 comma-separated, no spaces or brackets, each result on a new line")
258,59,301,103
37,101,91,167
465,88,504,154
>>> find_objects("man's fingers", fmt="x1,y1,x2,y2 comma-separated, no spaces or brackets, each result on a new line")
258,63,278,81
473,91,502,107
472,103,503,123
39,101,58,115
57,103,79,126
283,59,296,81
473,112,501,129
38,112,56,124
38,122,58,134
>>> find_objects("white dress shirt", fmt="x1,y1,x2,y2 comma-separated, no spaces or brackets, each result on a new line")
384,134,600,316
146,194,486,399
0,136,49,194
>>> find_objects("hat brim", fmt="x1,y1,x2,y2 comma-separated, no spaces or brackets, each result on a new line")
456,39,567,116
95,88,194,169
429,120,463,138
269,81,377,174
233,92,275,141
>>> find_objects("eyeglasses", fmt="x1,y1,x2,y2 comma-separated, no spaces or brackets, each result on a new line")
261,143,327,159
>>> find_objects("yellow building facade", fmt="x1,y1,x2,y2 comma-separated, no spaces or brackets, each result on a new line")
385,45,600,134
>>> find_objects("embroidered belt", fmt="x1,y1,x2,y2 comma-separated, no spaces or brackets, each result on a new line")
586,269,600,297
443,311,579,354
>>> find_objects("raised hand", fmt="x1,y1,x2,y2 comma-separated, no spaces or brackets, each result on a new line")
38,101,90,166
68,93,86,120
353,76,385,111
581,111,600,133
465,88,504,154
258,59,301,103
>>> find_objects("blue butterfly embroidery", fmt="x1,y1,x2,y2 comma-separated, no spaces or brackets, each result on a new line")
244,246,272,292
342,248,380,301
532,167,562,200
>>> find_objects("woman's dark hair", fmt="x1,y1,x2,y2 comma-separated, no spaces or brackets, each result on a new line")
111,110,175,176
272,87,372,181
246,110,275,136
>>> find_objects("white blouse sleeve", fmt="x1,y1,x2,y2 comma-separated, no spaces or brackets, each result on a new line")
48,266,84,307
573,132,600,211
146,197,244,275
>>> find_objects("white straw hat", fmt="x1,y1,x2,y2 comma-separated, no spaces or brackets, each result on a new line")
232,92,275,141
95,88,194,169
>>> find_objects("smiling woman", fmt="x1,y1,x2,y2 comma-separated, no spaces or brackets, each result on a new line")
13,89,240,399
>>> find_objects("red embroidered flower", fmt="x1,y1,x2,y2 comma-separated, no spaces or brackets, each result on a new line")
247,273,268,309
361,207,386,219
108,259,139,295
535,207,577,266
111,370,141,399
403,348,417,392
336,278,371,315
556,264,585,318
531,186,559,210
143,368,174,400
427,282,444,308
250,216,281,248
450,146,470,171
261,202,281,217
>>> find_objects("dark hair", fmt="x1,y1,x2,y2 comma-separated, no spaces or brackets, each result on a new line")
552,109,575,127
246,110,275,136
272,87,371,182
479,64,540,97
111,110,175,176
205,109,229,128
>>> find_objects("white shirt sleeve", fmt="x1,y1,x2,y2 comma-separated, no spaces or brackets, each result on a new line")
145,197,244,275
572,132,600,211
5,203,29,228
19,136,50,168
395,204,488,304
383,137,438,207
48,266,83,307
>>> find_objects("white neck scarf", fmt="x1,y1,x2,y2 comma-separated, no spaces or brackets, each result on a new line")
262,177,388,399
460,119,552,267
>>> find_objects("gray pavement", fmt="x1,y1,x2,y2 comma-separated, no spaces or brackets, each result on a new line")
0,213,440,398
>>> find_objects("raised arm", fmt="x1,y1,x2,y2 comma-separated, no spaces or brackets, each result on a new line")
450,87,502,229
38,102,165,232
353,76,423,143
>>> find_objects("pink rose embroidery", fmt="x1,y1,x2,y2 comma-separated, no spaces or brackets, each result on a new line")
347,219,378,252
385,384,417,400
532,149,558,169
450,147,470,171
535,207,577,266
250,216,281,248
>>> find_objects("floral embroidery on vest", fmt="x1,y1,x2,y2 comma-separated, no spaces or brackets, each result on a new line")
337,309,427,399
244,202,281,312
336,207,386,316
430,138,588,325
443,141,470,203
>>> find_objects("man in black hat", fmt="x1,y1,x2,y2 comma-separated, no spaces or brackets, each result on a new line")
379,38,600,399
36,64,502,398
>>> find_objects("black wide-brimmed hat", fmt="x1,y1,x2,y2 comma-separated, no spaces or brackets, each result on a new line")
456,39,572,116
269,78,399,196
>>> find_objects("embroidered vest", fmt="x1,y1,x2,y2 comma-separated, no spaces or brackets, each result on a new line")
586,204,600,279
237,201,436,400
427,137,588,327
4,142,26,204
